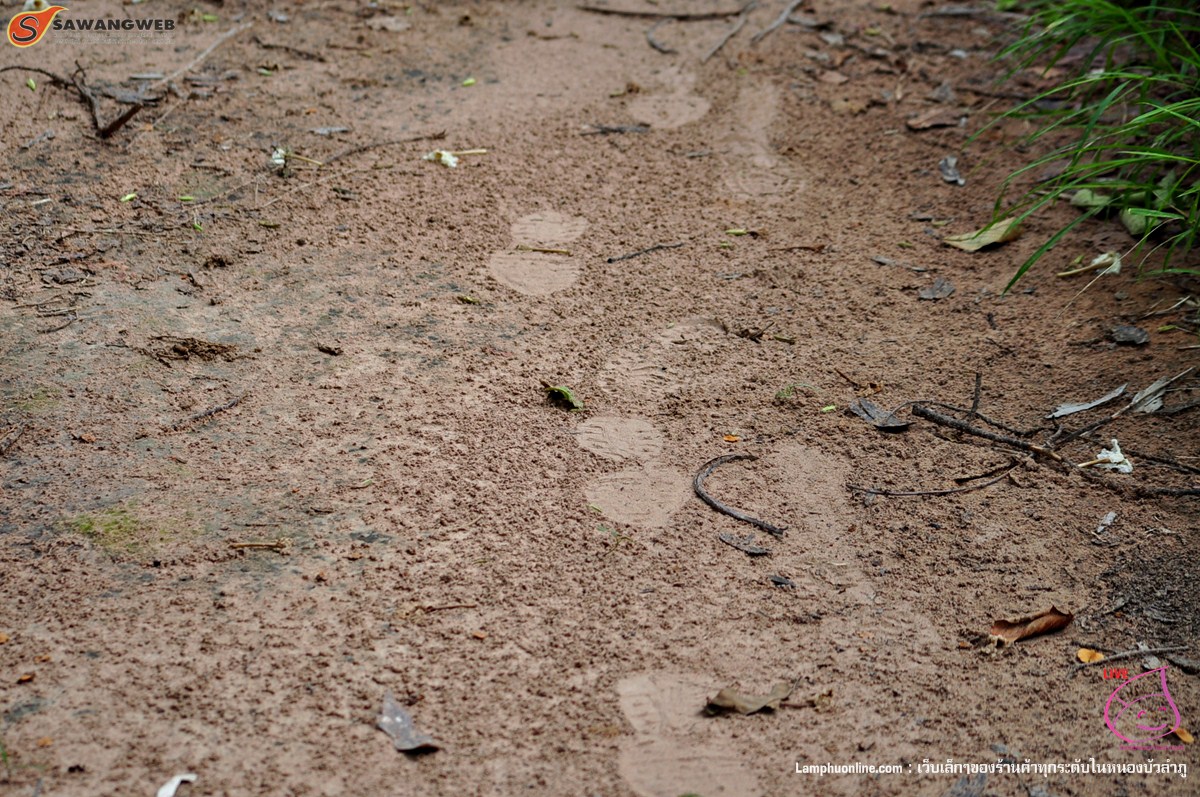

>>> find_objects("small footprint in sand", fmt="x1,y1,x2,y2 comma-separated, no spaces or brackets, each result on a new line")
487,210,588,296
718,78,802,202
576,417,664,462
629,67,711,130
584,463,690,529
616,673,762,797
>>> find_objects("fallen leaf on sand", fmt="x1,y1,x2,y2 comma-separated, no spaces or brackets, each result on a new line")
906,107,964,130
541,381,584,411
1173,726,1194,744
819,71,850,85
706,682,792,715
848,397,910,431
989,606,1073,644
1077,648,1105,664
1046,384,1126,419
943,217,1021,252
378,693,439,754
1130,374,1174,413
0,632,8,644
156,774,197,797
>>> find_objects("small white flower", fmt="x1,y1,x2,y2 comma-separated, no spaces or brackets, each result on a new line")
1095,438,1133,474
1091,251,1121,275
423,150,459,168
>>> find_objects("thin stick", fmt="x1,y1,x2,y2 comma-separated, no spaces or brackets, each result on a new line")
969,371,982,420
1067,645,1187,677
252,34,326,62
578,5,749,20
170,394,244,431
751,0,805,44
325,131,447,164
98,103,142,139
694,454,786,537
849,465,1014,498
516,244,571,255
581,124,650,135
0,425,25,456
229,540,289,551
645,20,676,54
256,166,370,210
606,241,685,263
152,23,253,89
912,404,1067,463
702,1,756,63
420,603,478,612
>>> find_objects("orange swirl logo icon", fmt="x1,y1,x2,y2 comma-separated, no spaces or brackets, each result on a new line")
7,6,67,48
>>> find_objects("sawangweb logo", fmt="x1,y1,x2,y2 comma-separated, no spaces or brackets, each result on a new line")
6,1,177,48
6,4,66,48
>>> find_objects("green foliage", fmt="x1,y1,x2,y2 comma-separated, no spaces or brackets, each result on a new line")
986,1,1200,288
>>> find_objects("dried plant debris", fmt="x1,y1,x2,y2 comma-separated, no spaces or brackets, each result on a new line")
989,606,1073,645
1110,324,1149,346
141,336,240,364
943,217,1021,252
377,693,439,754
1089,439,1133,474
918,276,955,300
1131,377,1170,413
1046,384,1126,419
1077,648,1105,664
705,682,792,715
718,532,771,556
848,398,909,431
939,155,965,185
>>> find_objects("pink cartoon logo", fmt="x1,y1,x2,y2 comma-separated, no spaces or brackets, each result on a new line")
1104,666,1185,750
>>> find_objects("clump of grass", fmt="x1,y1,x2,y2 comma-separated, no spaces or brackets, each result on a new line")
986,1,1200,289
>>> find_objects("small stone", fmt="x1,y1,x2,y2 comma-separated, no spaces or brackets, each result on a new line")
1110,324,1149,345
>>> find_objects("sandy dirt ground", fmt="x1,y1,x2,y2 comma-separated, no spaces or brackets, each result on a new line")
1,1,1197,795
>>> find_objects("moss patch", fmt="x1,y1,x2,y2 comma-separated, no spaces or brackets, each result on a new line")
64,504,188,558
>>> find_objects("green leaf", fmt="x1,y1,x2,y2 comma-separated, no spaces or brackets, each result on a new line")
25,78,36,91
943,217,1021,252
541,381,584,411
120,192,137,202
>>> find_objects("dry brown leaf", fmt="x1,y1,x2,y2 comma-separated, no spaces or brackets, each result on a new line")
989,606,1073,644
17,672,34,683
723,434,740,442
819,71,850,85
36,737,53,747
906,107,965,130
706,682,792,715
943,217,1021,252
1173,726,1194,744
0,632,9,644
1077,648,1105,664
